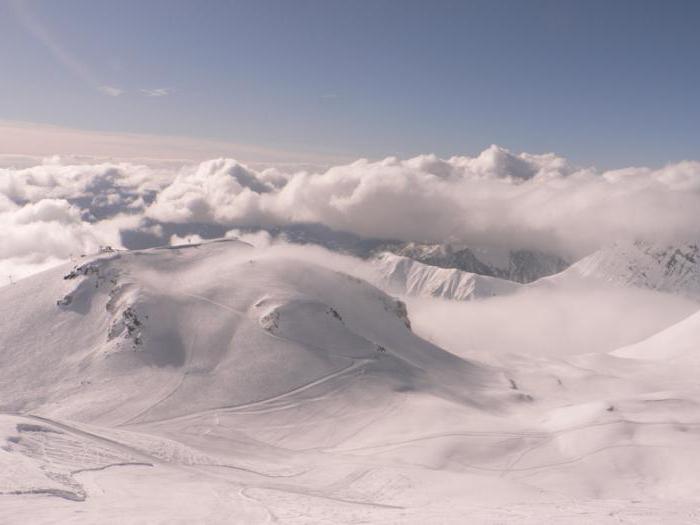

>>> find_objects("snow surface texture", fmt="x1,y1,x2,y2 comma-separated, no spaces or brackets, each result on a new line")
2,239,700,523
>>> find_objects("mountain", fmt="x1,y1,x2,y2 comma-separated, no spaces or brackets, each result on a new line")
612,309,700,362
224,224,570,283
0,239,502,424
4,239,700,523
374,242,569,283
551,240,700,300
374,252,521,301
0,239,518,518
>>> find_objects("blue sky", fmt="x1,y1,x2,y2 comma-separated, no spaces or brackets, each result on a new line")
1,0,699,167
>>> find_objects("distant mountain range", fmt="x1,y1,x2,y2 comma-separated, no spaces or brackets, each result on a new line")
373,240,700,303
374,241,569,284
262,224,571,284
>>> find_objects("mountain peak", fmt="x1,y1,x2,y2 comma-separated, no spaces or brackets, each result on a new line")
569,240,700,299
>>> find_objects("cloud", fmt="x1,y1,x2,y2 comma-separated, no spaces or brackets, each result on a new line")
169,233,204,246
407,283,700,358
141,88,170,97
10,1,121,97
0,158,159,213
146,158,275,224
225,228,273,248
0,159,161,279
2,145,700,282
144,146,700,258
99,86,125,97
0,120,346,167
10,0,94,85
0,197,124,280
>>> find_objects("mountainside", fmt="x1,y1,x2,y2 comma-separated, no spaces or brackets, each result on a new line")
4,239,700,523
553,240,700,300
612,309,700,361
231,225,570,284
375,242,569,283
0,239,502,424
374,252,521,301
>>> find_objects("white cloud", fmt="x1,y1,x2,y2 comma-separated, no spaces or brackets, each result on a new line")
408,283,700,358
0,198,123,280
141,88,170,97
146,158,274,224
2,145,700,282
169,233,204,246
0,160,159,211
99,85,124,97
0,160,158,281
225,228,273,248
144,146,700,257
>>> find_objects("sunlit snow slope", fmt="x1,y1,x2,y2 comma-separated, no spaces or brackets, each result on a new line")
551,240,700,299
0,240,504,424
374,252,521,301
2,239,700,524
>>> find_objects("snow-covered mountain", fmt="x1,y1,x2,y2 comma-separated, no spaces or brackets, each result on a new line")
374,252,521,301
0,239,502,424
552,240,700,300
4,239,700,523
232,225,570,284
375,242,569,283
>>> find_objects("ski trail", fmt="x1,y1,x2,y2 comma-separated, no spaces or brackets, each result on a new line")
137,357,374,425
19,414,305,480
180,292,247,317
118,331,199,426
23,415,162,465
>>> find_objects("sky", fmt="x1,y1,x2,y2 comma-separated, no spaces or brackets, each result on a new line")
1,0,699,167
2,0,700,282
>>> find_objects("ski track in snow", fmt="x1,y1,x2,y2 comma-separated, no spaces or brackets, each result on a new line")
2,239,700,523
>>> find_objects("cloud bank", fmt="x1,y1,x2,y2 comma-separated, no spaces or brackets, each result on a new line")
1,145,699,280
145,145,699,255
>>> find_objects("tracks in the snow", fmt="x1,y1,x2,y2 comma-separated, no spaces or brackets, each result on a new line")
134,356,374,425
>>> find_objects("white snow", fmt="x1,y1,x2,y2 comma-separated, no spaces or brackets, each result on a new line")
547,240,700,299
612,309,700,362
2,239,700,523
374,252,521,301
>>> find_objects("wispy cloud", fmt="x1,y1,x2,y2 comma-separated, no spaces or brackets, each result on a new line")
99,86,124,97
140,88,170,97
0,119,348,167
10,1,122,97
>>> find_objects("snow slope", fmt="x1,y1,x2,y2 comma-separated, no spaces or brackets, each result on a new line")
374,252,521,301
612,309,700,361
0,239,504,425
550,240,700,300
3,239,700,523
376,241,569,283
